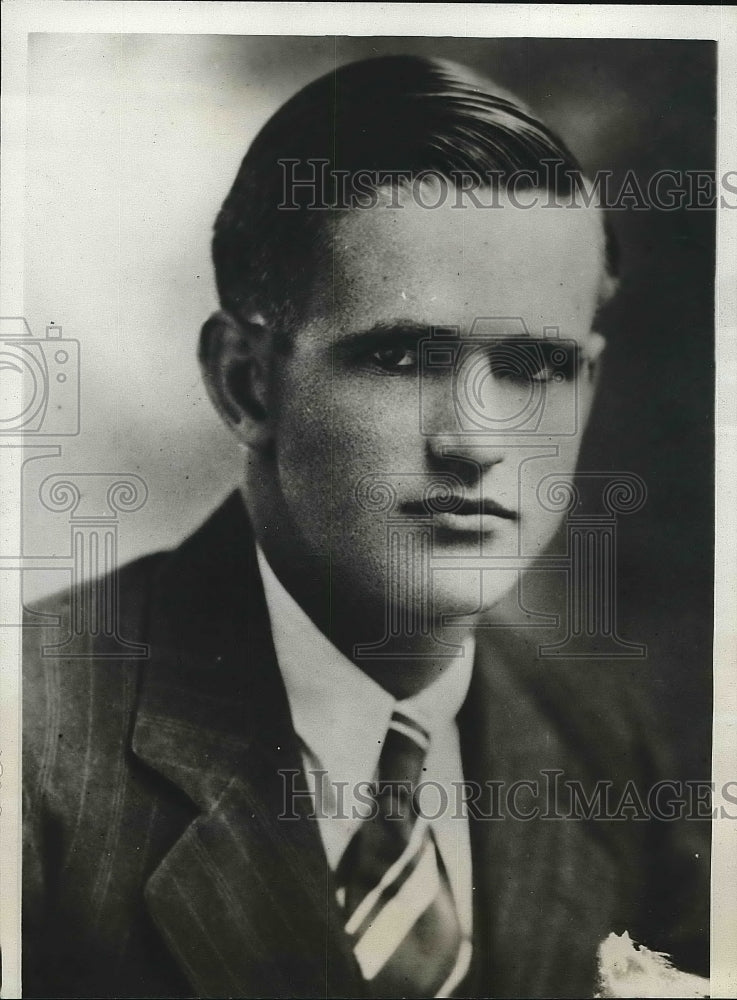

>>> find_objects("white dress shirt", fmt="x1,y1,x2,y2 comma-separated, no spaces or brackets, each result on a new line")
256,545,475,936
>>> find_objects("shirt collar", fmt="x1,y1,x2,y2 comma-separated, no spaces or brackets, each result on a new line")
256,544,475,787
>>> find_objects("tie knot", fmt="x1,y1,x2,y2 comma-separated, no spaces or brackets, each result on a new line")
378,711,430,789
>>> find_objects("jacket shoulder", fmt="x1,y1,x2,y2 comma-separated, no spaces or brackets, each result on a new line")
23,552,164,788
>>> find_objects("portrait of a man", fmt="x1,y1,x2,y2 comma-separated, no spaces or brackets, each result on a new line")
18,29,715,1000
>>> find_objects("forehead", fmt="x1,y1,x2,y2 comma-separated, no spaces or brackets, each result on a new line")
304,186,607,339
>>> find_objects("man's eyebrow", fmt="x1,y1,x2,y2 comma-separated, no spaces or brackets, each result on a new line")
334,321,567,346
333,320,432,345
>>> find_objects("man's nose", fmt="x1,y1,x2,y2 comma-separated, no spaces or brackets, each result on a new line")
424,432,505,485
422,376,506,482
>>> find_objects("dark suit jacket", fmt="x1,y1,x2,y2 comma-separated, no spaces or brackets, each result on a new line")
23,492,709,999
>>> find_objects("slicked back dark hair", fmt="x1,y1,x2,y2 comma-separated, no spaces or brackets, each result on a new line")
212,55,617,335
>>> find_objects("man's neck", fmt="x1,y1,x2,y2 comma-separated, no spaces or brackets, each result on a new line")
248,490,476,700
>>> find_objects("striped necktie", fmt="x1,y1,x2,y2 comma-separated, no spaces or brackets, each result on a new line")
336,710,471,998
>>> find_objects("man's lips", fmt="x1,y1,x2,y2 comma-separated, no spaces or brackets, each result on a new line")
400,497,518,522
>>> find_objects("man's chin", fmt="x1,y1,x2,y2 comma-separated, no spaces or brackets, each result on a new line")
430,568,523,622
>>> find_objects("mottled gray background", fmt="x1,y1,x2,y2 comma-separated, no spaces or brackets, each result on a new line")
23,35,715,776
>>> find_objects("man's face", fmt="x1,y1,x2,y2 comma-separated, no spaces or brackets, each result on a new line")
266,186,607,625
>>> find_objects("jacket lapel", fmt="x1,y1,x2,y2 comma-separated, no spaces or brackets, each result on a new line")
461,630,621,999
130,493,362,998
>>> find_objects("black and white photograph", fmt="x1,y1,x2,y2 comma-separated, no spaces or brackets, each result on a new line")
1,4,735,998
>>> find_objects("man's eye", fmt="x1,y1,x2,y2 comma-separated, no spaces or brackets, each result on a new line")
529,364,556,384
488,343,580,385
370,346,418,371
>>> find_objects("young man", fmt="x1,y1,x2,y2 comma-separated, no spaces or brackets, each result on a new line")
23,56,708,998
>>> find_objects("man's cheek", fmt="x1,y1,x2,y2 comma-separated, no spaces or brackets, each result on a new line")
329,407,399,476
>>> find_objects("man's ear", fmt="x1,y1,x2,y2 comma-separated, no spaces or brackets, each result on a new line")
198,310,274,451
583,331,607,383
